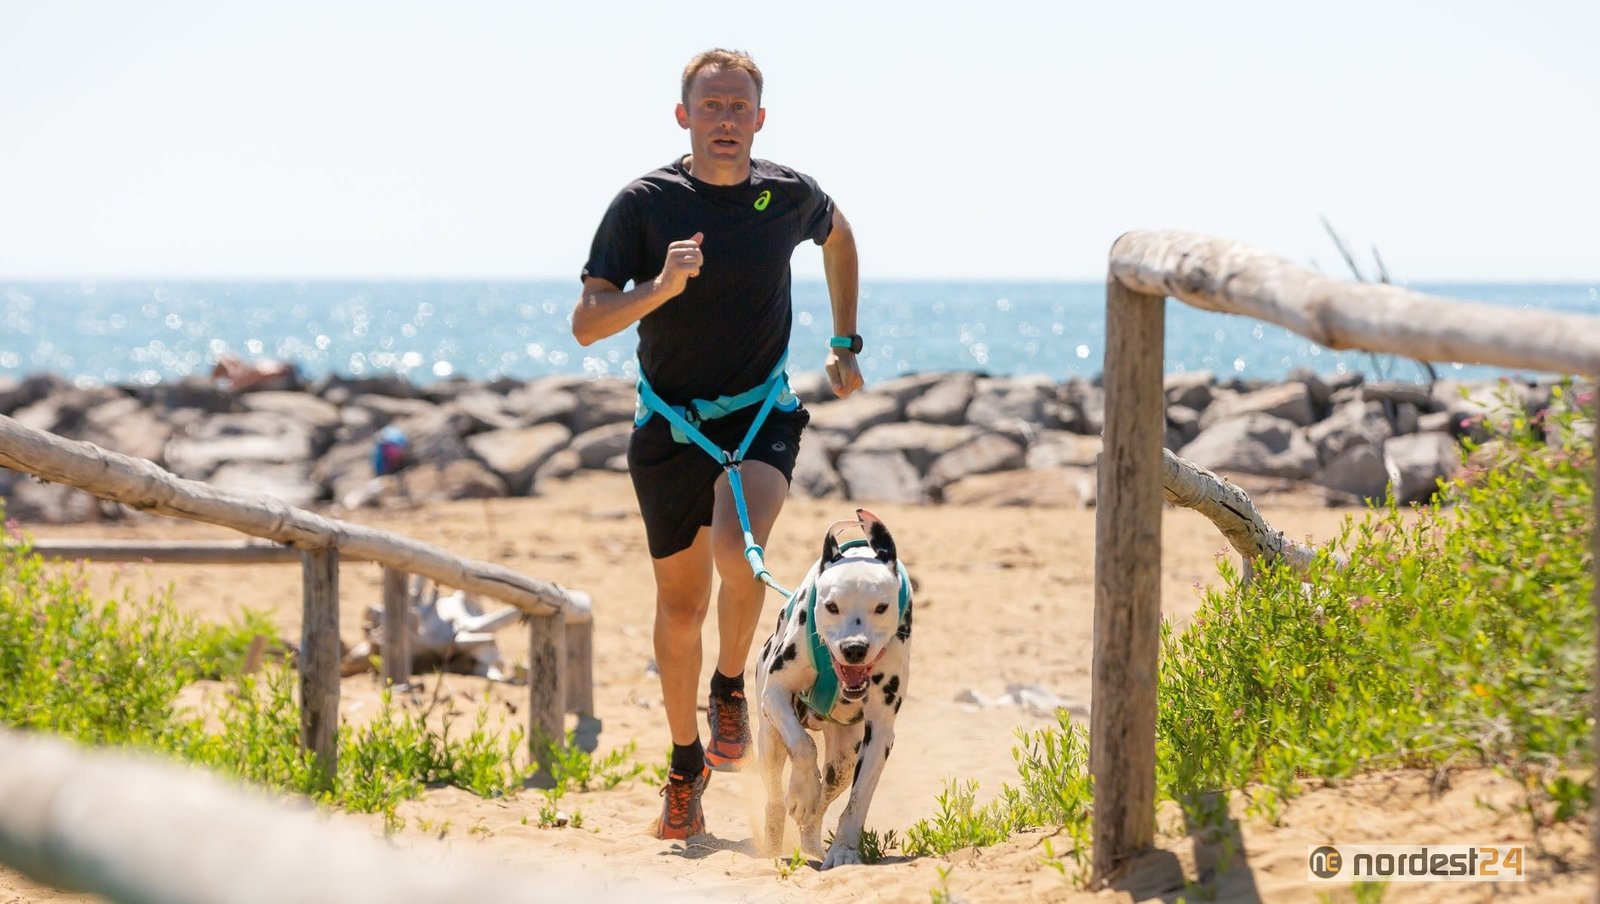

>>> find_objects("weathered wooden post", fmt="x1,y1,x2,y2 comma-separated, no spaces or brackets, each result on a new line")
380,567,411,686
300,548,340,790
1091,274,1165,885
528,611,567,774
564,616,595,719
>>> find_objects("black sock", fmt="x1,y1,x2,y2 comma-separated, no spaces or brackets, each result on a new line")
670,740,704,779
710,668,745,700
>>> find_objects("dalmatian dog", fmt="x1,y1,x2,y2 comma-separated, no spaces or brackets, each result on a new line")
755,509,912,869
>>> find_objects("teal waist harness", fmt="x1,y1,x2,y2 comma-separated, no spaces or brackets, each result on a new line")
787,540,913,722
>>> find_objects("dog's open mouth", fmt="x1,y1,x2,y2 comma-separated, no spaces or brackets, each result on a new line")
837,662,874,700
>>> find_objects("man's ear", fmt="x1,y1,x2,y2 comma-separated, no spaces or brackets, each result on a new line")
754,107,765,132
675,103,689,129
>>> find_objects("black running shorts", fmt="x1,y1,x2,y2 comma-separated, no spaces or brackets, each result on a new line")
627,405,810,560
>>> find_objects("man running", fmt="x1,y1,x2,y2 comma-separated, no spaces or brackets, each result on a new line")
573,48,862,840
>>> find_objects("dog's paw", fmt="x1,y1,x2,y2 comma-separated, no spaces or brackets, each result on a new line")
786,767,823,826
822,840,862,870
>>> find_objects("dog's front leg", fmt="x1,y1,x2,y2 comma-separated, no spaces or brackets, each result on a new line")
823,660,907,870
760,681,824,853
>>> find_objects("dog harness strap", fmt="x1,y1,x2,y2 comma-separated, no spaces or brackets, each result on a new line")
796,583,841,718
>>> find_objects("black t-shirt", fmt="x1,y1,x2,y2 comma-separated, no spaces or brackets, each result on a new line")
582,157,834,405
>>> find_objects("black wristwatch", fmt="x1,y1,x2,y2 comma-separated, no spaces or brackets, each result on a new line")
828,334,863,355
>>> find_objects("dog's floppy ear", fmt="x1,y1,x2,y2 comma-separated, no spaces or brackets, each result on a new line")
855,508,897,565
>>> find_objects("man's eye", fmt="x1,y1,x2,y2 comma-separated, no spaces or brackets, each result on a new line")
825,602,839,614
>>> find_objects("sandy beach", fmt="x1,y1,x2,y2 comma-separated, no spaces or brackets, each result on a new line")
0,472,1588,902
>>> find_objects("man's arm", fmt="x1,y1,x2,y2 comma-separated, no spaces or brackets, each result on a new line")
572,232,704,346
822,207,863,397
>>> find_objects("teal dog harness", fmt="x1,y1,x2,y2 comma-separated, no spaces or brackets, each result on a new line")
787,539,913,721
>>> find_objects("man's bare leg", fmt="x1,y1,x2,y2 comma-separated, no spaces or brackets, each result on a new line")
650,528,714,746
712,461,789,677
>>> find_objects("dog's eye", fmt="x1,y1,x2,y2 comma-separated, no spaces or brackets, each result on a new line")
874,603,890,615
824,601,839,615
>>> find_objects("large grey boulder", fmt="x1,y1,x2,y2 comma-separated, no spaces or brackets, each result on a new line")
966,376,1052,440
164,412,316,480
924,434,1026,497
1306,400,1393,463
1178,414,1319,480
1024,431,1102,470
401,459,509,501
446,390,524,433
503,381,579,428
0,373,70,417
466,423,573,495
853,422,980,474
1383,432,1462,505
569,380,637,433
1199,382,1315,430
807,394,900,443
11,386,127,437
790,438,842,499
1163,370,1215,411
905,373,976,426
872,372,948,409
210,461,321,508
78,397,173,464
836,450,924,503
1315,445,1389,502
568,423,632,470
940,466,1095,508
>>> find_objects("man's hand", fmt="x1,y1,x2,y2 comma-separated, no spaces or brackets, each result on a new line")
825,350,863,398
653,232,704,298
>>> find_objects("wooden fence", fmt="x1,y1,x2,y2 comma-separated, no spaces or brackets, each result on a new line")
0,415,595,784
1092,230,1600,885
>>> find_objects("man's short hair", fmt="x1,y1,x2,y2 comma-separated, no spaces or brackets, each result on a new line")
681,48,764,106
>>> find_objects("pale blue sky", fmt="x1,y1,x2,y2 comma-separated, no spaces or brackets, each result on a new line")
1,0,1594,281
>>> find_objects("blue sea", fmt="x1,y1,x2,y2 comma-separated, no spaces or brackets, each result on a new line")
1,280,1595,388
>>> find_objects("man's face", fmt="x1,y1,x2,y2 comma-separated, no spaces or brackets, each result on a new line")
675,66,764,170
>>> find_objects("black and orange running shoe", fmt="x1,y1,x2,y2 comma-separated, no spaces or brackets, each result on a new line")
654,764,709,840
704,689,752,772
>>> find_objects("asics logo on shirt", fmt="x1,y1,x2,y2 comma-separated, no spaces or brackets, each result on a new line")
753,190,772,211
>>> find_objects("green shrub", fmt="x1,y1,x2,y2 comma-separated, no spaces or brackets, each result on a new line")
906,381,1594,865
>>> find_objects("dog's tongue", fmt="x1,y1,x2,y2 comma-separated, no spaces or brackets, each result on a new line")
838,662,873,690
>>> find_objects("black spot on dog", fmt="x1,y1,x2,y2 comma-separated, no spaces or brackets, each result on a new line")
883,675,900,698
897,604,913,641
760,639,771,660
871,673,884,685
863,722,873,749
853,739,861,755
768,653,785,673
885,741,893,760
825,764,836,787
782,643,798,662
853,757,862,784
894,698,903,713
797,608,806,626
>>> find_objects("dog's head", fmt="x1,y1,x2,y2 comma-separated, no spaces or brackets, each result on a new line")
813,508,902,702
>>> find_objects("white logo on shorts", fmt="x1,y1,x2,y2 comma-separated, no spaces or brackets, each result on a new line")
770,442,786,452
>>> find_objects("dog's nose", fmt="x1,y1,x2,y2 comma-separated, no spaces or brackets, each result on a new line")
839,639,870,664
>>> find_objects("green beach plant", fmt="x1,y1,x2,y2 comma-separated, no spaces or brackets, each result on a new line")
904,381,1594,873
